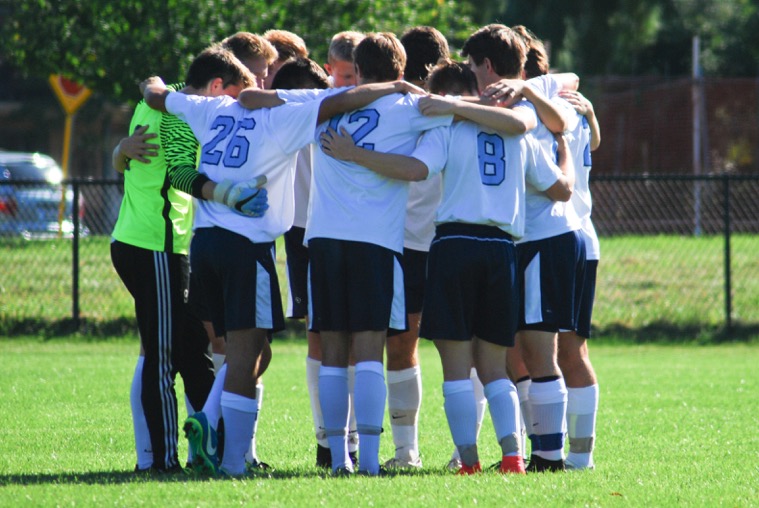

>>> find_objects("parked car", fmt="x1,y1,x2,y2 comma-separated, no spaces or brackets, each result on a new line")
0,151,88,239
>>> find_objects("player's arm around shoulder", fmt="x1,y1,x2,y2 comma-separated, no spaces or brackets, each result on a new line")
544,133,574,202
112,125,159,173
140,76,170,112
317,80,426,124
559,90,601,151
422,94,534,135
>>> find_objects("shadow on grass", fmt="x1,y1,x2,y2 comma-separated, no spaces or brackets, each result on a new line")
0,466,445,485
594,320,759,344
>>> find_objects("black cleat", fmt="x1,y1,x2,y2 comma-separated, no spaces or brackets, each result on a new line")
525,454,565,473
316,444,332,468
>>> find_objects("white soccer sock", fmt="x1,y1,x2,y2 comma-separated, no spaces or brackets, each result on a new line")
219,391,258,475
515,378,532,459
471,367,487,440
484,379,521,457
202,363,226,428
566,384,599,468
443,379,479,467
354,362,386,475
529,378,568,461
306,357,328,447
212,353,225,374
131,356,152,469
387,365,422,461
185,396,196,464
245,383,264,463
319,366,350,471
347,365,358,454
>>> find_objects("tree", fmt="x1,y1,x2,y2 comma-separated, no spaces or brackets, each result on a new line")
1,0,477,104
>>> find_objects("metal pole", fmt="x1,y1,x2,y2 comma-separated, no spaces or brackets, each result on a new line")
72,181,80,328
723,175,732,332
692,36,703,236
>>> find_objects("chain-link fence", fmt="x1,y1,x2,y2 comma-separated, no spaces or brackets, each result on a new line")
1,176,757,339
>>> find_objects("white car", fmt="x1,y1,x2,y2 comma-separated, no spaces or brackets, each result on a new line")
0,151,88,239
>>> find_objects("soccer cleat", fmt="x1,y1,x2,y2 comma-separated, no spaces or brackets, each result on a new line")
499,455,526,474
134,463,186,475
332,465,355,477
348,450,358,466
565,458,595,471
456,462,482,475
525,454,565,473
383,456,423,469
446,457,462,471
357,465,389,477
316,444,332,469
183,412,220,475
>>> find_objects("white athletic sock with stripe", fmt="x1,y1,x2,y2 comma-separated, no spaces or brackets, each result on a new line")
529,378,568,461
516,378,532,459
347,365,359,455
566,384,599,468
387,365,421,462
131,356,153,469
219,391,258,475
354,361,386,475
319,366,350,471
202,363,226,429
484,379,521,457
245,383,264,463
450,368,486,462
443,379,479,467
306,357,328,447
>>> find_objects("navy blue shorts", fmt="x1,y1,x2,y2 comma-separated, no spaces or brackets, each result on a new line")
308,238,406,333
517,230,586,333
420,223,518,347
402,248,428,315
189,227,284,334
284,226,309,319
575,259,598,339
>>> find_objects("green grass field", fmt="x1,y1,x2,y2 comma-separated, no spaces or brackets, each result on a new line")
2,234,758,339
0,337,757,507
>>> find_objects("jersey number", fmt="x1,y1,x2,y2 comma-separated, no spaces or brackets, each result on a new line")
328,109,380,150
201,116,257,168
477,132,506,186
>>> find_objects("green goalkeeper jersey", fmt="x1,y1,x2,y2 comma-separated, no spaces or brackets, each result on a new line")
112,85,208,254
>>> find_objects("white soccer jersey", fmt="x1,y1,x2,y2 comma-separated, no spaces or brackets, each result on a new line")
519,75,582,242
283,91,452,253
292,145,312,229
404,175,442,252
412,121,563,239
165,91,322,243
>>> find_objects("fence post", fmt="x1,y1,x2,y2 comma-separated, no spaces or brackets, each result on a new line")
72,180,80,329
723,175,732,332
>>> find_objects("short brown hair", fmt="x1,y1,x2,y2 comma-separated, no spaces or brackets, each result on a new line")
327,31,365,64
512,25,549,78
353,32,406,83
221,32,278,65
461,24,526,79
400,26,450,84
271,57,330,90
426,59,478,96
264,29,309,62
185,47,254,89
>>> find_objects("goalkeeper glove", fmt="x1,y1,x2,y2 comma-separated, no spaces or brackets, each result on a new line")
212,176,269,218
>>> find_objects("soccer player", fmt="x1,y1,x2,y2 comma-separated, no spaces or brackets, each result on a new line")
221,31,278,91
320,45,574,475
111,47,259,474
263,29,309,89
303,32,453,476
380,25,451,470
142,58,424,477
324,31,365,87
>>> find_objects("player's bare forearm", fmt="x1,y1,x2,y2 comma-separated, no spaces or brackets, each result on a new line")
237,88,285,110
521,84,569,134
317,80,425,124
140,76,169,112
319,126,428,181
545,133,574,202
559,90,601,150
424,96,534,135
112,125,160,173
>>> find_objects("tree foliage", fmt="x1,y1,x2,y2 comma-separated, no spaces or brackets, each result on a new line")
1,0,477,104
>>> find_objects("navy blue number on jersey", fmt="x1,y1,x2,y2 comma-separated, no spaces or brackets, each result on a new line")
201,116,257,167
328,109,380,150
477,132,506,186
